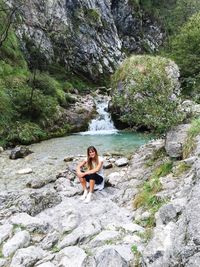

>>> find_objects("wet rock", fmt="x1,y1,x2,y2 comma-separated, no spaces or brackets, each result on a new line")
2,230,30,257
63,156,74,162
9,146,33,159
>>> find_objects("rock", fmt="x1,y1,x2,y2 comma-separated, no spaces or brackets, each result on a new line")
82,256,96,267
58,219,101,249
54,178,81,197
9,146,33,159
0,224,13,245
165,124,191,158
103,161,113,169
142,222,178,266
9,213,49,234
0,147,4,153
180,100,200,119
95,248,128,267
183,156,197,166
156,203,180,225
120,223,145,234
106,172,122,186
17,189,62,215
90,230,120,247
0,259,7,267
10,246,45,267
16,168,33,174
185,252,200,267
2,230,30,257
39,231,59,250
54,246,87,267
26,176,58,188
115,158,129,167
36,263,55,267
134,211,151,222
64,156,74,162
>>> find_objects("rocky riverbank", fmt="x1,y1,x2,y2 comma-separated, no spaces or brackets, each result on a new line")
0,123,200,266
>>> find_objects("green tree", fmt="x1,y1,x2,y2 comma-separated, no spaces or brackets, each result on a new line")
168,12,200,98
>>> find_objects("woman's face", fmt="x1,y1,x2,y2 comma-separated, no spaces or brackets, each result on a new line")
89,149,96,158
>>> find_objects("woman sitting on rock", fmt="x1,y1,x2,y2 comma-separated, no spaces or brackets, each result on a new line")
76,146,104,203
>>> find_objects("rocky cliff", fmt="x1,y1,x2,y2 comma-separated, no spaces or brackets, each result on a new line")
10,0,163,82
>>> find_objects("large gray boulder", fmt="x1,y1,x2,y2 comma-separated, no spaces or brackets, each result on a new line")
9,146,33,160
165,124,191,158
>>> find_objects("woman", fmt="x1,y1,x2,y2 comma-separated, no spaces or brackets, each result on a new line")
76,146,104,203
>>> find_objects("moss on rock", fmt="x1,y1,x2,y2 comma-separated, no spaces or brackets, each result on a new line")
111,55,184,133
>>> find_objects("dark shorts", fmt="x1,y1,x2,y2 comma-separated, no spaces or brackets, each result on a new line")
84,173,103,185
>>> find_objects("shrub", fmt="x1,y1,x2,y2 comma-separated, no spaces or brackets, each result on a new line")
111,55,184,133
0,85,13,132
6,121,47,145
183,118,200,158
11,86,58,121
31,73,60,96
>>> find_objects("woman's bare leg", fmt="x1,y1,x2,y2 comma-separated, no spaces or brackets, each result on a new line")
79,177,87,190
89,179,95,192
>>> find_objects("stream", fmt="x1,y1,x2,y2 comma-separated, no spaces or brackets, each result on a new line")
0,96,151,191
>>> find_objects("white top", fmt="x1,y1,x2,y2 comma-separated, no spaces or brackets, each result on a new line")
85,156,104,177
85,156,104,190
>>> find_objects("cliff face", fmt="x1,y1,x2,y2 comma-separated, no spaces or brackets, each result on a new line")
11,0,163,82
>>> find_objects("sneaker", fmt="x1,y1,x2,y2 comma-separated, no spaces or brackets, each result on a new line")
80,190,88,200
84,192,93,203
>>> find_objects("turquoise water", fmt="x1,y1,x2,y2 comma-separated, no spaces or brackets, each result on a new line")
75,131,151,155
29,131,151,160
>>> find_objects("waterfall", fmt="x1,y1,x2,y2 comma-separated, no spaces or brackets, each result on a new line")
80,96,118,135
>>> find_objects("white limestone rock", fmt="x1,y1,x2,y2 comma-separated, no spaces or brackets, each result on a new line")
10,246,45,267
16,168,33,174
0,224,13,245
90,230,120,247
2,230,30,257
115,158,129,167
54,246,87,267
36,262,55,267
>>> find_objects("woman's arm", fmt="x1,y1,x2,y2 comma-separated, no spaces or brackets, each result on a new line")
84,160,103,175
76,159,87,177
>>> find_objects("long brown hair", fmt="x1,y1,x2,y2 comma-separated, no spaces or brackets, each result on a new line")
87,146,99,170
